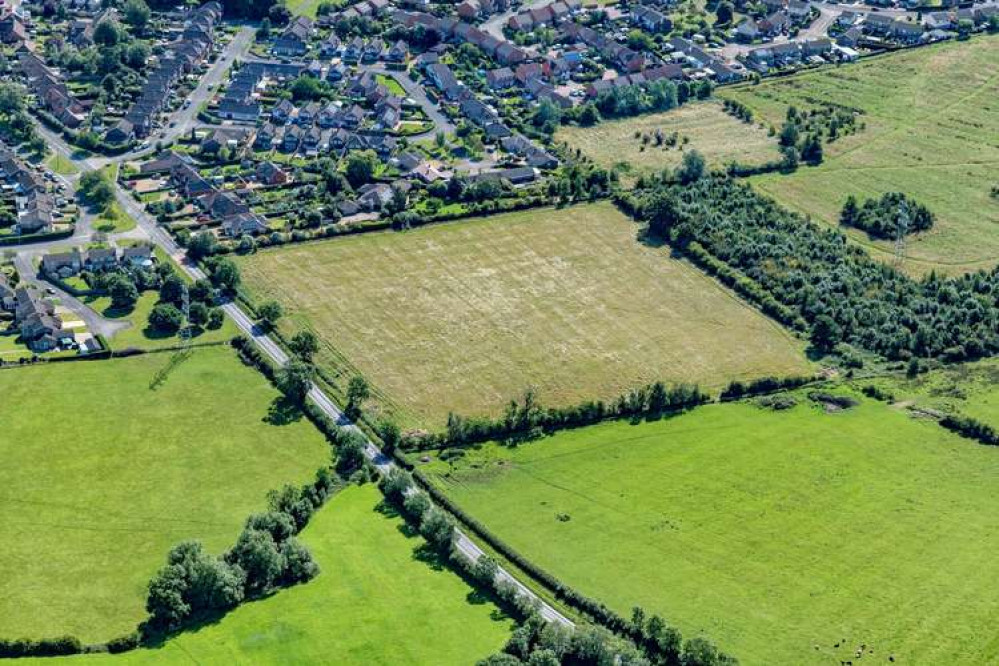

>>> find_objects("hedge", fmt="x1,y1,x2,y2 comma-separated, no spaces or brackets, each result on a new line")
939,414,999,446
0,228,75,246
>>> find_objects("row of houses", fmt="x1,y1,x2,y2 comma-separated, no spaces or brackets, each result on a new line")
562,22,648,73
735,1,812,42
630,5,672,34
584,63,685,98
742,37,834,70
924,5,998,30
255,121,399,157
9,285,74,352
394,11,530,65
338,36,409,63
665,37,742,82
273,15,315,57
486,60,575,108
216,60,306,123
17,49,87,128
40,244,154,278
507,0,582,31
106,1,222,143
456,0,511,22
168,160,270,237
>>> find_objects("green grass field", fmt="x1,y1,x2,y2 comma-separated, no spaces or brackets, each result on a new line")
422,395,999,665
0,348,329,642
237,203,809,429
19,485,513,665
84,291,238,351
719,35,999,275
556,101,781,176
94,202,137,234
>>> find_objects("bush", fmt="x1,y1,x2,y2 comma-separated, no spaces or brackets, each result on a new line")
148,302,184,333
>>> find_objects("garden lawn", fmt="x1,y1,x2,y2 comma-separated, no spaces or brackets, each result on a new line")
46,153,78,176
19,485,513,666
237,202,809,429
555,101,781,176
422,395,999,665
720,35,999,275
0,347,329,643
85,291,238,351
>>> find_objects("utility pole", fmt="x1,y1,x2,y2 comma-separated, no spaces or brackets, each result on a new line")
893,199,909,269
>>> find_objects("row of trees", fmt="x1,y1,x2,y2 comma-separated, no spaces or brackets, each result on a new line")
404,382,709,451
840,192,934,239
381,470,735,666
627,176,999,361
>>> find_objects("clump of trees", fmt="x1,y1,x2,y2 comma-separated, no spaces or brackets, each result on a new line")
590,79,713,122
721,98,753,123
839,192,934,239
146,468,336,632
78,169,116,215
625,176,999,361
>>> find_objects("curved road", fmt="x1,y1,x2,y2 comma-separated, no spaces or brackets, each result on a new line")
21,57,574,629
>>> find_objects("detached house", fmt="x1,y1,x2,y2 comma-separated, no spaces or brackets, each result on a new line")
273,16,313,56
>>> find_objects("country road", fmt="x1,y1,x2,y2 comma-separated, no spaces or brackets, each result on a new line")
16,61,574,629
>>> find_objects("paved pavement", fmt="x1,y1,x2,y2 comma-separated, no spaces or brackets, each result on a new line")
356,63,457,137
25,93,575,629
125,26,257,161
12,254,130,339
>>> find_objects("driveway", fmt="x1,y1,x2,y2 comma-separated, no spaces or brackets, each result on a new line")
12,253,131,340
356,62,456,137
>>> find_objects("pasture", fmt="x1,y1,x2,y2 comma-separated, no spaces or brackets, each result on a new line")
556,101,781,176
237,203,809,429
422,395,999,664
20,485,513,665
0,347,329,642
719,36,999,275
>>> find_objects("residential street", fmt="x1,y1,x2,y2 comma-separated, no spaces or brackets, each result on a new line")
18,95,574,630
356,62,457,137
12,253,130,339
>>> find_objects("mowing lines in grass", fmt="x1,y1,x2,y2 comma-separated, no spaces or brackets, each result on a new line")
237,203,809,429
422,396,999,665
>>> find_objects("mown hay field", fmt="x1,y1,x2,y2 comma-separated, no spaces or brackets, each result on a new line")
719,35,999,275
422,394,999,665
0,348,329,642
237,203,810,430
556,101,781,176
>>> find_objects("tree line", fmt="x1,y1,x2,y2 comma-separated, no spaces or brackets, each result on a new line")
624,176,999,362
402,382,709,451
380,469,736,666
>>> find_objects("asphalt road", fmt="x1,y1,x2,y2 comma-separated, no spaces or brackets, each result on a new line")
356,62,457,137
25,82,575,629
12,253,130,339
